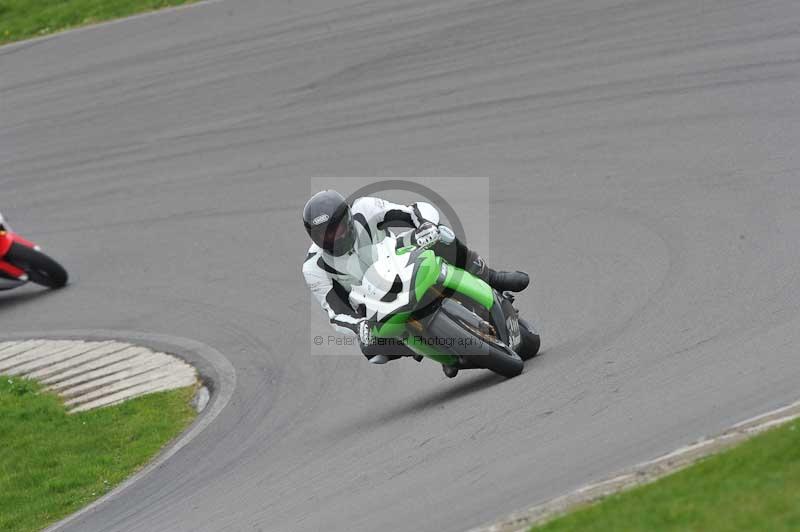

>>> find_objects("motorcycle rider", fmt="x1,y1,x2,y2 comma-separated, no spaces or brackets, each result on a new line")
302,190,529,364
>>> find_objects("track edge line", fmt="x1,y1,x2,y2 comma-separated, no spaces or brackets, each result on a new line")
471,397,800,532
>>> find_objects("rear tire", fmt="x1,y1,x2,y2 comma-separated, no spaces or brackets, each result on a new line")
5,243,68,288
517,318,540,360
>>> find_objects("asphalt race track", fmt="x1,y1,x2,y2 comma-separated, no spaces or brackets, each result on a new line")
2,1,800,531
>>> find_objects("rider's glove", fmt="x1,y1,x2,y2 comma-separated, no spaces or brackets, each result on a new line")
358,319,374,345
438,225,455,245
414,222,440,249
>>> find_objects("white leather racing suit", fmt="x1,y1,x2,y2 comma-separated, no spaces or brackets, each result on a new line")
302,197,441,336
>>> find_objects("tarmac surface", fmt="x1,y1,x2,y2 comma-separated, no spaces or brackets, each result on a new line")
2,1,800,530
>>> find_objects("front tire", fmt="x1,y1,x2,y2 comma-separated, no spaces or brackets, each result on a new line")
517,318,540,360
5,243,68,288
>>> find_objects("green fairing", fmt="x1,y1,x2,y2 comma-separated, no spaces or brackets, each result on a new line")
414,250,441,302
406,336,458,365
372,312,411,338
371,313,458,365
443,265,495,310
368,249,492,366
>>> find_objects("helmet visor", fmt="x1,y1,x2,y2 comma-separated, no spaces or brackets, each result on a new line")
308,210,355,256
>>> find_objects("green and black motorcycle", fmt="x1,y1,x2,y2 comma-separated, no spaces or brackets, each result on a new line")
350,233,540,379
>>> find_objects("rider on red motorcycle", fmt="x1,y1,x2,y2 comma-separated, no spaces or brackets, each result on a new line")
0,211,68,290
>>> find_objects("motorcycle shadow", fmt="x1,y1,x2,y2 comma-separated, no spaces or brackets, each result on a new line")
0,286,60,312
331,371,508,439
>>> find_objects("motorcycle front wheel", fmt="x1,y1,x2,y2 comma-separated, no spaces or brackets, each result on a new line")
5,243,68,288
517,318,541,360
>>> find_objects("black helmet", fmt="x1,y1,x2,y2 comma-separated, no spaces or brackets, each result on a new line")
303,190,356,256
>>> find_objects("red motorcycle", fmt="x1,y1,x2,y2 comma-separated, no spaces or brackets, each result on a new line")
0,212,68,290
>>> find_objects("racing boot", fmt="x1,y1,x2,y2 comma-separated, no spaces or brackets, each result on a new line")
469,256,529,293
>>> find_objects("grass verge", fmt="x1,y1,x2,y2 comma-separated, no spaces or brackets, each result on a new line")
0,375,197,532
0,0,201,45
532,419,800,531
